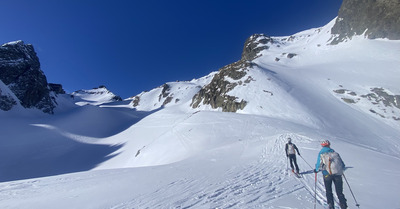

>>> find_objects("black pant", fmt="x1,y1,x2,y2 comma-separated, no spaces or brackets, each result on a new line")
323,174,347,209
288,154,299,172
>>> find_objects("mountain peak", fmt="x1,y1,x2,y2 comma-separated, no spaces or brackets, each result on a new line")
0,40,56,113
71,86,122,106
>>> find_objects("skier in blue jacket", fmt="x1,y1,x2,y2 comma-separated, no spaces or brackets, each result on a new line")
314,140,347,209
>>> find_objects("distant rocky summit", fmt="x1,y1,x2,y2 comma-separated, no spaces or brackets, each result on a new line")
0,41,58,113
331,0,400,44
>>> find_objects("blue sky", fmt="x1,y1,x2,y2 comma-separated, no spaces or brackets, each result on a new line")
1,0,342,98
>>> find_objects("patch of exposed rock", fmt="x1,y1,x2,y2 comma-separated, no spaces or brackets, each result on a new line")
191,60,253,112
131,83,174,108
242,34,273,61
333,87,400,121
0,87,17,111
159,84,174,106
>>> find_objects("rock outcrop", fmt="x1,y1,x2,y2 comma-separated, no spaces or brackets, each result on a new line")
0,41,55,113
242,34,273,61
191,60,250,112
331,0,400,44
191,34,271,112
49,83,66,94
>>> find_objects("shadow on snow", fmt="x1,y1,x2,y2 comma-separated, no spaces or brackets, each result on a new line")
0,106,163,182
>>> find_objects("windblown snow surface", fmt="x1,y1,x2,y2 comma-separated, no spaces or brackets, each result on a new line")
0,19,399,209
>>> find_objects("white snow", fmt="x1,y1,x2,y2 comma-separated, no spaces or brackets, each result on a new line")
1,40,24,47
0,19,400,209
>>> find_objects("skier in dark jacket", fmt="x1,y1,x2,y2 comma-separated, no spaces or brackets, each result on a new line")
314,140,347,209
285,137,300,174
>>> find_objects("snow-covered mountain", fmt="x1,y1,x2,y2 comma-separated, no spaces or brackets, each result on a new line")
126,18,400,156
71,85,122,106
1,2,400,208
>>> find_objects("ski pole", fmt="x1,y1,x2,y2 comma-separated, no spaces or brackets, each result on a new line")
286,156,289,174
343,173,360,208
299,155,314,170
314,172,317,209
286,154,288,169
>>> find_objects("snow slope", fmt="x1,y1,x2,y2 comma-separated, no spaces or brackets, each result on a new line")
0,19,399,209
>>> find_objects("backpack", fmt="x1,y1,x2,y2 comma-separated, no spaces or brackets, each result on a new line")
287,143,296,155
320,151,345,175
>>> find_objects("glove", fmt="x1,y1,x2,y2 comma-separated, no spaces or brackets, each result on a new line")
313,169,318,173
298,153,301,156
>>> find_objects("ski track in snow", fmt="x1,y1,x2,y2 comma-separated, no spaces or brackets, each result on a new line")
109,134,330,209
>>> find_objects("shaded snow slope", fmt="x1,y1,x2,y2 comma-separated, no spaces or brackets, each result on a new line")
0,105,144,182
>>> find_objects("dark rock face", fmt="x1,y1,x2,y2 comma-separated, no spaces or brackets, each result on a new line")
49,83,66,94
242,34,272,61
331,0,400,44
0,88,17,111
0,41,55,113
159,84,174,106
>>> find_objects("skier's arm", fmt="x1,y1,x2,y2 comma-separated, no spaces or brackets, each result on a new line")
339,153,346,169
285,144,288,156
294,144,300,155
315,153,322,172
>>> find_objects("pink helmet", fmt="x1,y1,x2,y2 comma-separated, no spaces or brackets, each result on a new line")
321,140,330,147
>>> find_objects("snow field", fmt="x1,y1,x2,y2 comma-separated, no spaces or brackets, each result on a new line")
1,112,398,209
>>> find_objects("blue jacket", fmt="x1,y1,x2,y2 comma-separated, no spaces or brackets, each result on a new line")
315,147,338,176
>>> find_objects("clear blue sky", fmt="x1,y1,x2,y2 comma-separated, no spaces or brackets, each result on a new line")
1,0,342,98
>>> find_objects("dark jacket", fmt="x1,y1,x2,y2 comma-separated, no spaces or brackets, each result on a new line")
285,142,300,156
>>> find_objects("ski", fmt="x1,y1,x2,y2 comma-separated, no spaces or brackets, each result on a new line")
291,170,301,178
